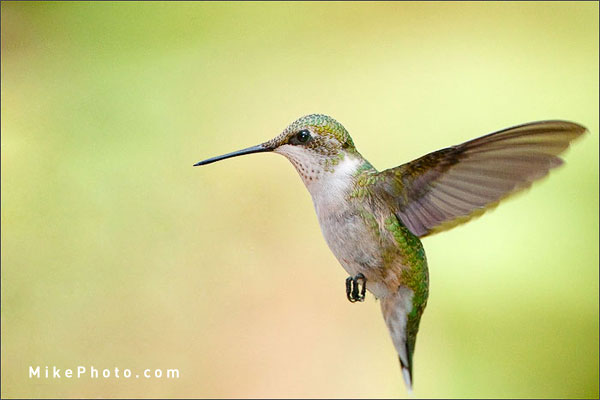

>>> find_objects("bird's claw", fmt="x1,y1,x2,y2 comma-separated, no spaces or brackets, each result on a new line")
345,273,367,303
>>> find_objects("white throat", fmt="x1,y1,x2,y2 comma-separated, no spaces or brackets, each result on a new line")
307,156,361,213
275,146,363,216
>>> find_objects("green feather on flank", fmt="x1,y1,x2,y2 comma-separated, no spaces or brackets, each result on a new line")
383,214,429,376
384,216,429,321
350,161,381,198
358,210,381,238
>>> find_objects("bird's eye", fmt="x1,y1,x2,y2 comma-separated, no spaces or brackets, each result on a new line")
291,129,311,145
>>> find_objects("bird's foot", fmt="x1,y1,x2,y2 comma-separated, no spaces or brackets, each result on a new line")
345,273,367,303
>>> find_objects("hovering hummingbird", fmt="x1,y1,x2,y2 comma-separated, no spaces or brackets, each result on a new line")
194,114,586,392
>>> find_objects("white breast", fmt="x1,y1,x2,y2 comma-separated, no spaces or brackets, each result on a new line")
275,146,377,277
307,157,384,285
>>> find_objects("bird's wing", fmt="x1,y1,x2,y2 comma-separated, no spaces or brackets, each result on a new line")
374,121,587,238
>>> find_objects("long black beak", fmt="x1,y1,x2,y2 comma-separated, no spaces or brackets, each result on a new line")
193,143,272,166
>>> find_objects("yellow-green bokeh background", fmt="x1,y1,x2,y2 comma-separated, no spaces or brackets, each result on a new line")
1,2,598,398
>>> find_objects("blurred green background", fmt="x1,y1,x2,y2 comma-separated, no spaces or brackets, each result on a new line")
1,2,598,398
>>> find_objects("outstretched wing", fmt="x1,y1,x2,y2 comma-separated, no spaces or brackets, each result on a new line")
375,121,587,238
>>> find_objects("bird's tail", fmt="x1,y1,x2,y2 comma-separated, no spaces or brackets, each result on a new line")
380,286,425,393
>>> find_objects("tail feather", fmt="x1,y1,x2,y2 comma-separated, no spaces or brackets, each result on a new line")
380,286,424,393
401,363,413,394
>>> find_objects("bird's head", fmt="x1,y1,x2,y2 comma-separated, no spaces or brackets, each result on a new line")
195,114,364,185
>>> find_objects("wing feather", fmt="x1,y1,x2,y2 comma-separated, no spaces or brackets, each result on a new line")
375,120,586,237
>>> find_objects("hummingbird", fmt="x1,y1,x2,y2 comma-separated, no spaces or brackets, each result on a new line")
194,114,586,392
